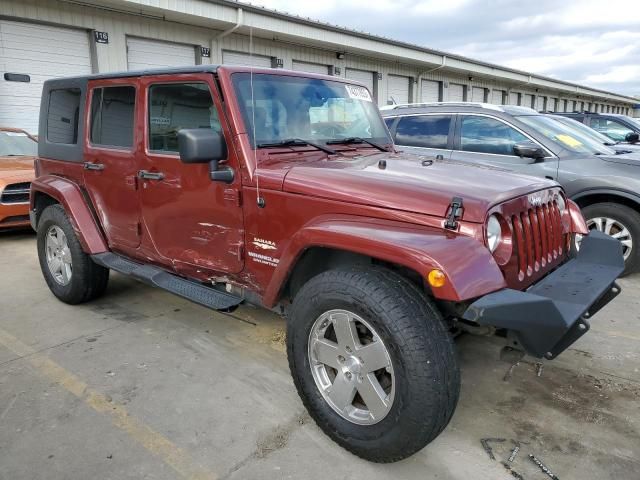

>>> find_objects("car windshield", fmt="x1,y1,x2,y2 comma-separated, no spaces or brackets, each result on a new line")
551,116,615,145
232,73,391,148
516,115,616,155
0,131,37,157
626,117,640,130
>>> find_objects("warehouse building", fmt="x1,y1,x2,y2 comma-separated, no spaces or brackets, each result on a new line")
1,0,638,134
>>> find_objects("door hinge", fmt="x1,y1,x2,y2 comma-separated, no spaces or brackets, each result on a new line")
224,188,242,207
445,197,464,230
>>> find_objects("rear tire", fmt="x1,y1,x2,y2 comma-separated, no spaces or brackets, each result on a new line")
37,204,109,304
579,202,640,276
287,266,460,462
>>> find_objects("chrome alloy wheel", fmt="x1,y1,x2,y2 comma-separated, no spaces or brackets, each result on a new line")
308,309,395,425
45,225,73,286
575,216,633,261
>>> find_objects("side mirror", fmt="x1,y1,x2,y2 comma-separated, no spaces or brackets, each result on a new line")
625,132,639,144
513,141,546,162
177,129,233,183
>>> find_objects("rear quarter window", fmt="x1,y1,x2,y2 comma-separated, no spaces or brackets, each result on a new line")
47,88,81,144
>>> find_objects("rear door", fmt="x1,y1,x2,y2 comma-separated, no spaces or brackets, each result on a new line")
138,73,244,276
391,114,454,158
83,80,141,252
449,114,558,179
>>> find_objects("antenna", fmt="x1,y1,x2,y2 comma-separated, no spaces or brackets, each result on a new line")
249,26,265,208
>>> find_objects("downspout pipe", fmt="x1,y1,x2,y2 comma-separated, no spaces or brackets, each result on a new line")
416,55,446,103
212,8,244,63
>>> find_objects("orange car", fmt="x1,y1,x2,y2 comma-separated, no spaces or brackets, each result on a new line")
0,127,36,230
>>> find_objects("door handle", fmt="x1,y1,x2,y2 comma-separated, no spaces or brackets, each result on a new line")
138,170,164,181
83,162,104,171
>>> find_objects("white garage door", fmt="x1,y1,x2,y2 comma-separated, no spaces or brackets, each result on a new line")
548,98,557,112
292,61,329,75
449,83,464,102
491,89,505,105
387,75,410,105
523,94,534,108
471,87,486,102
509,92,519,105
127,37,195,70
536,96,546,111
420,80,440,102
222,51,272,68
0,20,92,134
345,68,374,94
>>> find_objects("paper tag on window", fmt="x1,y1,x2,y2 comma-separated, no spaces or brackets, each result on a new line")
555,134,582,148
3,131,28,137
345,84,372,102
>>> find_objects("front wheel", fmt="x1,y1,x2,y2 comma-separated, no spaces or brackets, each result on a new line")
575,202,640,276
287,266,460,462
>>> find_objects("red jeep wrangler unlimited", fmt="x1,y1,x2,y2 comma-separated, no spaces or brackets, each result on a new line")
31,66,623,462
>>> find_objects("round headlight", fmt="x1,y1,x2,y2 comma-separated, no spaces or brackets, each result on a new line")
486,214,502,253
556,194,566,214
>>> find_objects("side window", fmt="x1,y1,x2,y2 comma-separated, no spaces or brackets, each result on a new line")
460,116,528,155
383,117,395,130
148,83,221,153
90,86,136,148
395,115,451,148
47,88,81,144
590,118,634,142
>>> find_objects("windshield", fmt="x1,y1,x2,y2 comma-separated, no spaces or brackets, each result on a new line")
232,73,391,148
626,116,640,130
551,116,615,144
516,115,616,155
0,131,37,157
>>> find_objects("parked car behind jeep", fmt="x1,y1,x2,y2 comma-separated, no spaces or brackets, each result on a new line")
555,111,640,143
382,103,640,275
0,127,37,230
30,67,623,463
549,114,640,154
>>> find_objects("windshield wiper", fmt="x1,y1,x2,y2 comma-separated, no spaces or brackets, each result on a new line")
326,137,390,152
256,138,336,155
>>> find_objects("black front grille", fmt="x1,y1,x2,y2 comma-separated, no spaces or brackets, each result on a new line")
1,182,31,204
0,215,30,225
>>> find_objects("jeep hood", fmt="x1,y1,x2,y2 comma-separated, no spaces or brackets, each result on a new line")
282,152,556,223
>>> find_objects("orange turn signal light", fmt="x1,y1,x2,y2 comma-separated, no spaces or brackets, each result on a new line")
428,269,446,288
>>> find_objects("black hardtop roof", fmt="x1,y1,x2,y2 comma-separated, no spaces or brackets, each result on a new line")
47,65,221,83
42,64,357,85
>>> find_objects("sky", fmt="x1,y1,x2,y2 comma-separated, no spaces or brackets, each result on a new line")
240,0,640,97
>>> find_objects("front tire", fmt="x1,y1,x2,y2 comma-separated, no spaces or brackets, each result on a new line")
578,202,640,276
37,204,109,304
287,266,460,462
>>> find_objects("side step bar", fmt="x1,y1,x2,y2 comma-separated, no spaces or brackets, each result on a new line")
92,252,243,311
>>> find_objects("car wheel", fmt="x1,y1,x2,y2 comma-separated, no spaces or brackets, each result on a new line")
37,204,109,304
287,266,460,462
575,202,640,276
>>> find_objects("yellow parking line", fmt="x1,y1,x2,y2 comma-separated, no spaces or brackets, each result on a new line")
0,328,216,480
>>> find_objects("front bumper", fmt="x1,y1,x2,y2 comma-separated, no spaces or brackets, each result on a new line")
463,231,624,359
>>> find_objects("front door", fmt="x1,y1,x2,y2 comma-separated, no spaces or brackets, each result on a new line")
83,81,141,252
137,74,244,276
449,114,558,180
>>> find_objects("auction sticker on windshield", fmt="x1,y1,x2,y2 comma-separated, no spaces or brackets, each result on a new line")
555,134,582,148
4,132,28,137
345,84,372,102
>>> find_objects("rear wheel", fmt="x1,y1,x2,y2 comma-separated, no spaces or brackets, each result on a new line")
37,204,109,304
576,202,640,276
287,266,460,462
